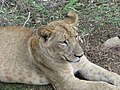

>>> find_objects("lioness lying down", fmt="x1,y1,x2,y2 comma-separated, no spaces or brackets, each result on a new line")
0,11,120,90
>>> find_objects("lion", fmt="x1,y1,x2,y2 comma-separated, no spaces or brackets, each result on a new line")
0,11,120,90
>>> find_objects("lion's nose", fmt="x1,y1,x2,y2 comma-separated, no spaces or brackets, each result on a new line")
74,53,84,58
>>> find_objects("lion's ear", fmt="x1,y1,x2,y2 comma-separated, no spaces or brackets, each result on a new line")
36,26,53,42
64,11,78,25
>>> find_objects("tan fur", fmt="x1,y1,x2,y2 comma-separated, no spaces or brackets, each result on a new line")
0,26,49,85
0,11,120,90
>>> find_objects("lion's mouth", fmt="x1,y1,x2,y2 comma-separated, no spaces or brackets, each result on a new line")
66,57,80,63
63,54,84,63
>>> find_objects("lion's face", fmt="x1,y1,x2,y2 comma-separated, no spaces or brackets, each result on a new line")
35,11,84,63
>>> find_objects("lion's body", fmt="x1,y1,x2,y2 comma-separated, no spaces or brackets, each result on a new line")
0,26,49,85
0,11,120,90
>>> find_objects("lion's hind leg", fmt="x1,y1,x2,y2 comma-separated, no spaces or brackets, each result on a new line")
0,65,49,85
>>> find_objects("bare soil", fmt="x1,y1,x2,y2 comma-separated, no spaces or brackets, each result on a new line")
81,24,120,74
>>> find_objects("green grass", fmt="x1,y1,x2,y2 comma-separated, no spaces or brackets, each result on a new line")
0,82,53,90
0,0,120,90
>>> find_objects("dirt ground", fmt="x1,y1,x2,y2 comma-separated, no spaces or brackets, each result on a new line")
81,24,120,74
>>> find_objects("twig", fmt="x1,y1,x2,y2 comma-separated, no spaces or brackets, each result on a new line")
0,0,5,12
23,12,31,27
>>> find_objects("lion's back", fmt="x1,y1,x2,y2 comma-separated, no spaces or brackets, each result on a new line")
0,26,33,74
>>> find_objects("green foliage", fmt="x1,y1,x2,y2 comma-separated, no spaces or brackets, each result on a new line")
0,82,53,90
22,0,48,13
63,0,78,12
0,0,119,35
77,0,120,33
96,0,110,3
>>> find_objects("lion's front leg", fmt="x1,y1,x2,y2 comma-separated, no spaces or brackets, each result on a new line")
53,77,120,90
72,55,120,86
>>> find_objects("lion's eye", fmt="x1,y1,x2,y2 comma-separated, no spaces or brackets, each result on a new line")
75,35,79,40
58,40,68,46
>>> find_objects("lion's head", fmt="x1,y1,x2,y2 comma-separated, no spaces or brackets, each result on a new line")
30,11,84,67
